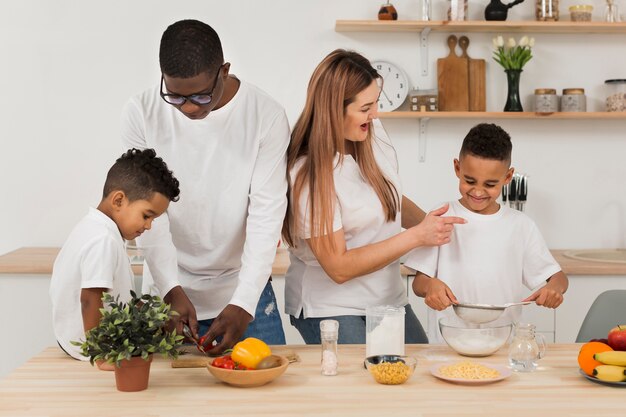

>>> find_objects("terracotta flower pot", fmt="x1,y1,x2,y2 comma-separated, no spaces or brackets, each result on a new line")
114,355,153,392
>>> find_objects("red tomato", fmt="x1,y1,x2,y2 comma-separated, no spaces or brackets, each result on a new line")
212,355,236,370
197,336,208,353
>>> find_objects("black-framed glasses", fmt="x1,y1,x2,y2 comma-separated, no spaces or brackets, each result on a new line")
160,65,223,106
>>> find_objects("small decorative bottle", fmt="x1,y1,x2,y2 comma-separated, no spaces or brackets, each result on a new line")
421,0,432,20
320,319,339,376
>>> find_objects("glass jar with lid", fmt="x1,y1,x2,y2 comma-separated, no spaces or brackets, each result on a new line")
448,0,468,21
605,79,626,112
534,88,559,113
536,0,559,20
561,88,586,112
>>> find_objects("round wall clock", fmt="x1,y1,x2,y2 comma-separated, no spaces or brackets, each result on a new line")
371,60,409,112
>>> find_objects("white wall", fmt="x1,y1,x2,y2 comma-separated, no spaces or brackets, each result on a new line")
1,0,625,256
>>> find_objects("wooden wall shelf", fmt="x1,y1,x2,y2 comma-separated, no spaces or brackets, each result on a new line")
335,20,626,34
379,112,626,162
336,19,626,161
379,111,626,120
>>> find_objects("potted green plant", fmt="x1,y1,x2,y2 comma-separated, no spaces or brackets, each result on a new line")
72,291,184,392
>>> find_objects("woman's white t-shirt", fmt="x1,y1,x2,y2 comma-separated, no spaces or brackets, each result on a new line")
285,121,408,318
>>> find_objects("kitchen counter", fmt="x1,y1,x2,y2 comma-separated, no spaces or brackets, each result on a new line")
0,344,621,417
1,247,625,276
0,247,418,276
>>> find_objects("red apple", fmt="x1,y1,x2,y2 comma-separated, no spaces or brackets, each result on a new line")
607,325,626,351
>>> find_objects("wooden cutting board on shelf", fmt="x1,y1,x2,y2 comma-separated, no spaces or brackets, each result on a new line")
437,35,469,111
459,35,486,112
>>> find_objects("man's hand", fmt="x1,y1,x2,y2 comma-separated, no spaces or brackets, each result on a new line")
424,277,458,311
163,286,198,339
202,304,253,355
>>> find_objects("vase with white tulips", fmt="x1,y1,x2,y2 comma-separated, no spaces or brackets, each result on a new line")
492,35,535,111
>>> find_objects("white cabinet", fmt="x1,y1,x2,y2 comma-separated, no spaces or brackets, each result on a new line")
270,275,305,345
0,275,56,378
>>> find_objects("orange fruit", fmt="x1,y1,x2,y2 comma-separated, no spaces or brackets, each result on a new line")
578,341,613,376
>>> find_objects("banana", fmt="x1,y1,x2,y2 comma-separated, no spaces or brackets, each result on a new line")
593,365,626,382
594,351,626,366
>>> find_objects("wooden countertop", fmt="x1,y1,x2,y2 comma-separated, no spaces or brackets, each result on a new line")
0,344,622,417
2,247,625,276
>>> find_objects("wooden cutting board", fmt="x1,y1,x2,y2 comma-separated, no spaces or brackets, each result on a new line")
437,35,469,111
459,36,486,112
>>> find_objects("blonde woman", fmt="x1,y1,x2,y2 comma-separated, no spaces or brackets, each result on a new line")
282,49,466,344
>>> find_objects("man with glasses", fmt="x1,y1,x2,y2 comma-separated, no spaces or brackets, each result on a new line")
121,19,289,354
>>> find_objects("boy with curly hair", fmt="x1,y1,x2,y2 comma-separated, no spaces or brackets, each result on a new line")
50,148,180,364
406,123,568,342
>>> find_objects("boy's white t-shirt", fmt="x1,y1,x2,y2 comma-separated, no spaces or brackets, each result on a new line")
285,121,408,318
50,208,134,360
404,200,562,343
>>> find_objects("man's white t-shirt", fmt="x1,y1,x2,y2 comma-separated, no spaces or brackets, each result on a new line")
285,121,408,318
120,79,289,319
404,200,562,342
50,208,134,360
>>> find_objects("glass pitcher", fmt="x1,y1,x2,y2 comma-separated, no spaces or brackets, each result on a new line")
508,323,546,372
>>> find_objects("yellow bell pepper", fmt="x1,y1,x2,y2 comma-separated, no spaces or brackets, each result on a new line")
231,337,272,369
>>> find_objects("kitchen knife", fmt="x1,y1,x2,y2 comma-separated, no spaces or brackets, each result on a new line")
508,175,517,208
518,175,528,211
182,323,206,354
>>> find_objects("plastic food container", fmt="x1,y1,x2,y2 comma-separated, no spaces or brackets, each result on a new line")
366,305,405,357
569,5,593,21
605,79,626,112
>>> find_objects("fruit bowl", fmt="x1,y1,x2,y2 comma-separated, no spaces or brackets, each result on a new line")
207,355,289,387
439,316,512,357
364,355,417,385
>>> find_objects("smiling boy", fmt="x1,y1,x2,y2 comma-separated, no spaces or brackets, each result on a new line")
406,123,568,342
50,148,180,363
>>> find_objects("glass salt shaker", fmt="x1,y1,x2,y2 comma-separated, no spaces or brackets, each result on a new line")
508,323,546,372
320,319,339,376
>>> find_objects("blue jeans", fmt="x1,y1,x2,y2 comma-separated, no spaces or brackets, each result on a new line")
198,279,286,345
290,304,428,344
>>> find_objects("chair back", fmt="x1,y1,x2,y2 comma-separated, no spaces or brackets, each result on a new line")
576,289,626,343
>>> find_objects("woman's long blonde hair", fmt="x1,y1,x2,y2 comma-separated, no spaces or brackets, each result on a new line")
282,49,399,250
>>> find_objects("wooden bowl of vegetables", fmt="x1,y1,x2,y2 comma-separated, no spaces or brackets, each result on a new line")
207,337,289,387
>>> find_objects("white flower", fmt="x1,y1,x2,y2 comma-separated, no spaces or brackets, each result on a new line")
519,36,529,47
497,36,504,47
492,37,498,48
529,37,535,47
507,38,516,48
